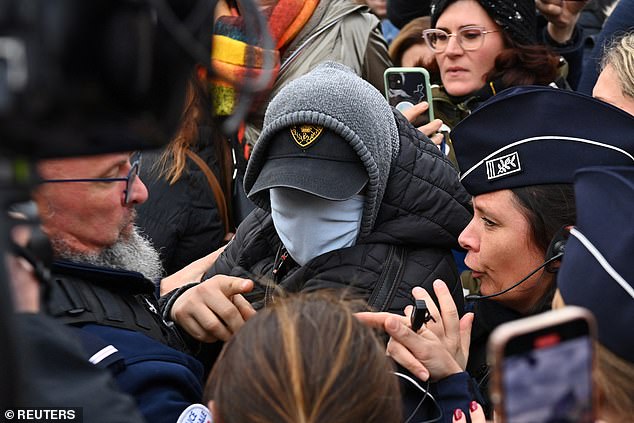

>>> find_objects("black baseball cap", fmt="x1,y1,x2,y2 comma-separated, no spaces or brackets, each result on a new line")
247,124,368,200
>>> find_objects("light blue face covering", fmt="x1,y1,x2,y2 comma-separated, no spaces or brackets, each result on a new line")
269,188,365,266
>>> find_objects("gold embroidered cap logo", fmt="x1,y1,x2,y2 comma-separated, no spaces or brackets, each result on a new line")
290,125,324,148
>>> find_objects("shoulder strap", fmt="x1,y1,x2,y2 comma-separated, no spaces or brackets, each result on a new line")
185,149,231,237
368,245,407,312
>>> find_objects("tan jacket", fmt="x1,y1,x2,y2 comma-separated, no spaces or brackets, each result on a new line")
244,0,392,146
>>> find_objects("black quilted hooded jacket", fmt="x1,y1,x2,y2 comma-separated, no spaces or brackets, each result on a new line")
203,112,472,315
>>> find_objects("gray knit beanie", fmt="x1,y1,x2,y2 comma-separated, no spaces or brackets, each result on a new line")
244,62,400,238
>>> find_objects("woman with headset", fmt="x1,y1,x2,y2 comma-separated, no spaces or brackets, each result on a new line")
401,0,584,165
453,167,634,423
359,86,634,420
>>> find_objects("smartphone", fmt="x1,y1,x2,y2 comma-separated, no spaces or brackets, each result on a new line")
488,307,596,423
384,67,434,127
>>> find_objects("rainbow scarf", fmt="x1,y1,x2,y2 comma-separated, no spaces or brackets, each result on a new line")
208,0,319,116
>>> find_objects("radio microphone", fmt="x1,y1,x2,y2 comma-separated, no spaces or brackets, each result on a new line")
465,226,570,301
465,253,563,301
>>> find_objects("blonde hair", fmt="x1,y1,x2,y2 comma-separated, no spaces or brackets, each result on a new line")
594,343,634,420
601,32,634,99
206,291,402,423
553,290,634,420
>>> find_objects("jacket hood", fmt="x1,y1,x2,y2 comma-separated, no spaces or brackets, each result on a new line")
361,111,472,248
244,62,400,238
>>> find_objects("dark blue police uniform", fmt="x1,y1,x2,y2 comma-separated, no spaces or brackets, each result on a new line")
45,260,204,423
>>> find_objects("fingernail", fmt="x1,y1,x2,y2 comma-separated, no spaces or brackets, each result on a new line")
470,401,478,412
433,279,445,288
453,408,463,420
241,280,251,290
418,370,429,381
412,286,424,295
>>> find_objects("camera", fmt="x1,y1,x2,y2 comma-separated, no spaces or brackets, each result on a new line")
0,0,213,159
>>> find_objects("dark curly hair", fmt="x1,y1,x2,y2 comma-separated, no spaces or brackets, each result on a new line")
487,32,562,88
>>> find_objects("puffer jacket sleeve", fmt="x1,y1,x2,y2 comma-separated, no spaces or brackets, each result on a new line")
393,247,465,315
366,111,472,249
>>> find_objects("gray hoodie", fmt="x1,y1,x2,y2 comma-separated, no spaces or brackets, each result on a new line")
244,62,400,238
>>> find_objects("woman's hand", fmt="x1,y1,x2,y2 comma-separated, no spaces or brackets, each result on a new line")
536,0,588,44
384,308,465,381
356,279,474,381
453,402,487,423
387,280,473,380
400,102,445,147
406,280,473,371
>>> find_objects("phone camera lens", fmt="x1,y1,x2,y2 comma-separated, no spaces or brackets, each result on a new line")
388,74,402,87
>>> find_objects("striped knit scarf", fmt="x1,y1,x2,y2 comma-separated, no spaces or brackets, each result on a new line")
208,0,320,117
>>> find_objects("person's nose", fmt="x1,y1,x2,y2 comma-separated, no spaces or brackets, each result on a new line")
444,34,464,57
458,217,479,252
127,175,149,205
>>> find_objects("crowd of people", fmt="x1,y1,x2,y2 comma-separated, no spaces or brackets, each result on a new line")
3,0,634,422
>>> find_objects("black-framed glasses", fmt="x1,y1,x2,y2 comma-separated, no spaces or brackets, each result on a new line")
41,153,142,204
423,26,499,53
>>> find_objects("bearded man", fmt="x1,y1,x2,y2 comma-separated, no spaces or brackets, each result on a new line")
33,152,252,422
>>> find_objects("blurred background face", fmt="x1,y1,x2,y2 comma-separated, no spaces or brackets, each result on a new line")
458,189,551,313
364,0,387,19
593,64,634,116
401,42,436,68
434,0,505,96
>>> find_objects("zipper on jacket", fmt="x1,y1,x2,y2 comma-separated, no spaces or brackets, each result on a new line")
264,245,290,306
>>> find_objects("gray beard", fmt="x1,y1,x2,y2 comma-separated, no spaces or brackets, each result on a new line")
52,226,164,283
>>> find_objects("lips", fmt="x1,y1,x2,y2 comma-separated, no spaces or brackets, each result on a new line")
464,256,483,278
470,270,484,279
445,66,468,76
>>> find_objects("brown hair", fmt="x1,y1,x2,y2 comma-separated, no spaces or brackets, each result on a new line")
206,292,402,423
487,32,561,88
553,292,634,420
510,184,576,314
389,16,439,77
155,75,232,192
594,343,634,420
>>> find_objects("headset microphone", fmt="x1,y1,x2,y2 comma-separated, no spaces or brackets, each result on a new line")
465,226,570,301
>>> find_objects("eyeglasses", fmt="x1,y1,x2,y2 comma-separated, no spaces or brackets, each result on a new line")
423,26,499,53
41,153,142,204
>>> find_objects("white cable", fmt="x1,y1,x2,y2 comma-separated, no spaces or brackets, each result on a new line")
569,228,634,299
393,371,428,393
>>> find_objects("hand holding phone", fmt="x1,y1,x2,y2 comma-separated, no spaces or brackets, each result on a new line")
488,307,597,423
384,67,434,127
